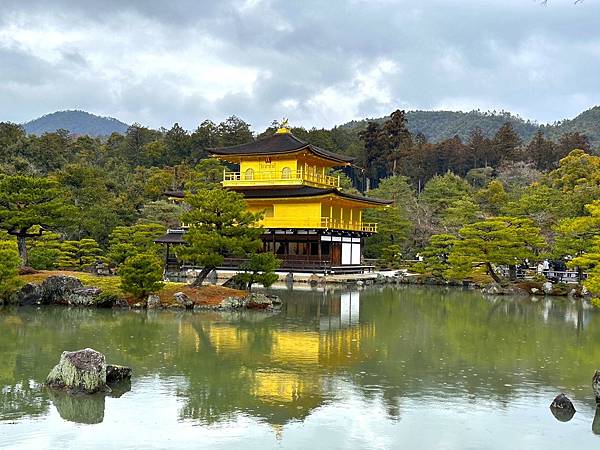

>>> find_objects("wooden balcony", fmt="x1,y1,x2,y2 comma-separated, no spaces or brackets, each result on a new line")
258,217,377,233
170,219,378,233
223,169,340,188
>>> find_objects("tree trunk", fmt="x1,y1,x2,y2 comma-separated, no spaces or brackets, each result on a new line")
508,264,517,281
191,266,214,287
486,262,501,283
17,234,28,268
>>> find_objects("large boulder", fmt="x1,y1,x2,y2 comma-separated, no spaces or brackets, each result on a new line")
482,282,528,296
543,281,554,295
46,348,132,395
41,276,84,304
246,293,282,310
65,288,102,306
11,283,42,306
46,348,109,394
549,393,576,422
174,292,193,309
147,294,161,309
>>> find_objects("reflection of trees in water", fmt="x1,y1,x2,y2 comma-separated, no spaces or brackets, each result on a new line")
2,287,600,427
0,381,49,421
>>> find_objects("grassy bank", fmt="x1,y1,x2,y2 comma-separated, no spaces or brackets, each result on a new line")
17,270,245,307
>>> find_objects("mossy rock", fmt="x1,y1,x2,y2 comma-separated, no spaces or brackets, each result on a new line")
46,348,109,394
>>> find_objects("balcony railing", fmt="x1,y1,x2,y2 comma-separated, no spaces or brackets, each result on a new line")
171,219,377,233
223,169,340,188
256,217,377,232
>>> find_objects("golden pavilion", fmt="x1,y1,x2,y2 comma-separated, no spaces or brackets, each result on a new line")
157,123,390,273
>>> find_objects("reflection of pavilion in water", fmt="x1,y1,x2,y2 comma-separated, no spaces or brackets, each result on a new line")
178,290,374,426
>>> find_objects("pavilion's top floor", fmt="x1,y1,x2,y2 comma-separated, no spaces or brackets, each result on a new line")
210,128,354,190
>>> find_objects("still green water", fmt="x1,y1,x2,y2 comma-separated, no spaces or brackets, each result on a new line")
1,285,600,449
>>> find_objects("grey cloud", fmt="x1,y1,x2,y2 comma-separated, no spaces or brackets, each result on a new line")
1,0,599,130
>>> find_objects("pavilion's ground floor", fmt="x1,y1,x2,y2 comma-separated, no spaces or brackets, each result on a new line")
157,228,374,274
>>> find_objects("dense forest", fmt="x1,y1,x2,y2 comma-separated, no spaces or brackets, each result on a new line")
0,109,599,297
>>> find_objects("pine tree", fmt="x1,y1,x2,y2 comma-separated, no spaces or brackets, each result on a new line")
58,239,103,270
525,130,558,171
108,223,166,266
0,175,74,267
177,188,263,286
119,253,164,299
0,241,20,295
491,122,522,166
418,234,457,279
447,217,545,282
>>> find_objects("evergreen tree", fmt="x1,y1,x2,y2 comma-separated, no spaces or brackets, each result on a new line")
359,121,386,185
0,241,20,295
108,223,166,265
177,188,262,286
165,122,191,163
218,116,253,147
417,233,457,279
421,172,472,215
0,175,74,267
381,110,412,176
190,120,220,162
58,239,103,270
447,217,545,282
234,253,281,290
119,253,164,299
28,232,63,270
525,130,558,171
491,122,522,166
475,180,509,216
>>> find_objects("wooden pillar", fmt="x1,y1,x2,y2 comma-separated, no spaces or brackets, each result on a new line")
350,208,353,230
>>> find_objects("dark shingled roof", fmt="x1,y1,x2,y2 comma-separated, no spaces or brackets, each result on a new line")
209,132,355,164
163,186,391,205
155,232,185,244
235,186,392,205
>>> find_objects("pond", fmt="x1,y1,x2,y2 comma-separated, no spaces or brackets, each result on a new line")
1,285,600,449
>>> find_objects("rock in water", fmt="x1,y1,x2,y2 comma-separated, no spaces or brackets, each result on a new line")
174,292,193,309
46,348,109,394
147,294,161,309
593,371,600,404
106,365,132,385
550,393,576,422
543,281,554,295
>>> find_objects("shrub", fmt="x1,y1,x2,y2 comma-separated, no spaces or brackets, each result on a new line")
234,253,281,290
0,241,21,295
119,253,164,299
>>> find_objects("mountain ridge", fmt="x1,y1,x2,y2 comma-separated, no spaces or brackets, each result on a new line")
23,110,129,137
19,106,600,146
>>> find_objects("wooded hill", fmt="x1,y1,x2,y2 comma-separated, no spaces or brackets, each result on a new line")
24,110,129,137
339,106,600,147
18,106,600,148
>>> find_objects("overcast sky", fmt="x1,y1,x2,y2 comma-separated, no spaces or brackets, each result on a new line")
1,0,599,131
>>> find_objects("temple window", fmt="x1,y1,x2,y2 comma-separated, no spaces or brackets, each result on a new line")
245,168,255,180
